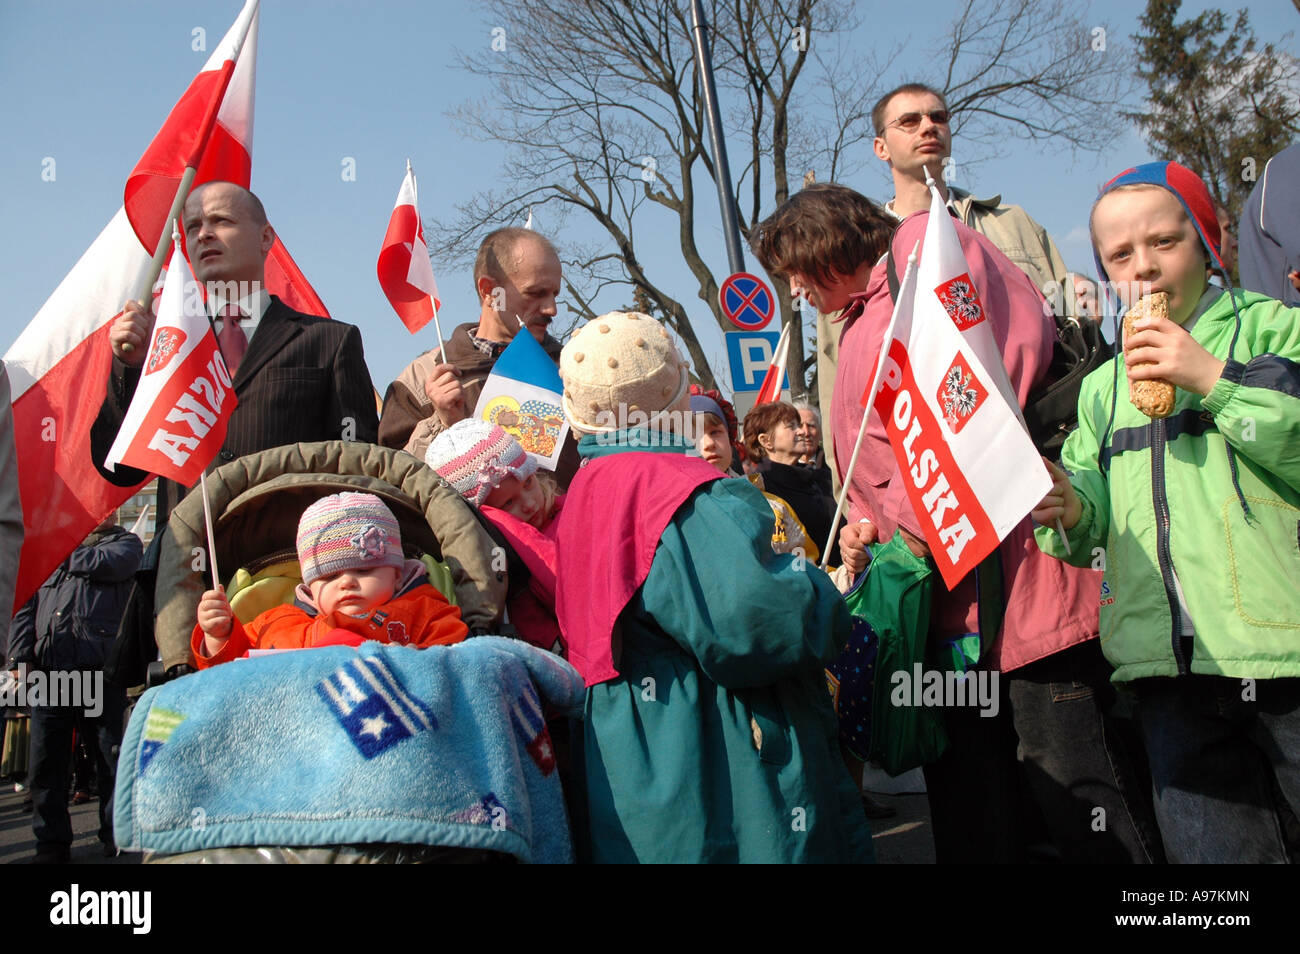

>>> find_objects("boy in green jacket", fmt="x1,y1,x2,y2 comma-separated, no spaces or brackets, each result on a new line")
1033,162,1300,862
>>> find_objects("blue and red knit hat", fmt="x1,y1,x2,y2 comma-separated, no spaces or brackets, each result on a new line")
1092,161,1226,281
296,492,405,585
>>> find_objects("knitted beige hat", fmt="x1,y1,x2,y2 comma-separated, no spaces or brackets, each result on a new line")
559,312,690,435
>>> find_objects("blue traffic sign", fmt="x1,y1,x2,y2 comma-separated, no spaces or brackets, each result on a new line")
719,272,775,330
725,331,788,392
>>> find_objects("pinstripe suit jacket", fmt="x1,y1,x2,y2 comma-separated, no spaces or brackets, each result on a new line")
92,297,379,520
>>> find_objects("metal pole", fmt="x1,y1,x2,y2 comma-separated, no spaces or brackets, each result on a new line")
689,0,746,275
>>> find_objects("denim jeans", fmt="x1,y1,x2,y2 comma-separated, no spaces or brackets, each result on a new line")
1010,639,1165,863
29,686,127,858
923,639,1164,863
1133,674,1300,863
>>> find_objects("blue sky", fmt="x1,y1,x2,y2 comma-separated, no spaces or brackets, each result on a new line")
2,0,1296,397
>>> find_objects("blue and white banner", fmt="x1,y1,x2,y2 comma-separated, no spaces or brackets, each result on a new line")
473,330,569,471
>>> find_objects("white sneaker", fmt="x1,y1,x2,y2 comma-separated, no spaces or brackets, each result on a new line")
13,782,26,793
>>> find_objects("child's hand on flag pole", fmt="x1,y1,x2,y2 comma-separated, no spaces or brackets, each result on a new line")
1032,458,1081,531
198,585,234,655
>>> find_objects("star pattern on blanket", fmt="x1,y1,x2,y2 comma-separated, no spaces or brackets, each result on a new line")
360,714,390,740
316,656,437,760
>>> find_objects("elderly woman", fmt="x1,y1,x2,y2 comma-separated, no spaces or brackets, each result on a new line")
743,401,840,563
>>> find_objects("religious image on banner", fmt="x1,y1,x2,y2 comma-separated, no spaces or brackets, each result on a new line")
104,241,237,485
472,330,568,471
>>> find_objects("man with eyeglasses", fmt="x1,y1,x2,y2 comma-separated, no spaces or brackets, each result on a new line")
872,83,1074,317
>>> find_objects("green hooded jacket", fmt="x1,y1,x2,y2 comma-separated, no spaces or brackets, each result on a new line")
1035,289,1300,681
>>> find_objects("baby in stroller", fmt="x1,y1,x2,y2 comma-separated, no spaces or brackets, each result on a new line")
194,492,468,667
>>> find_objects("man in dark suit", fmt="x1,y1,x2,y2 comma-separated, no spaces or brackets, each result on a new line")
90,182,378,675
92,181,379,518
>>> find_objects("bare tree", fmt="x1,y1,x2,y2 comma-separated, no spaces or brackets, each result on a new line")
435,0,1128,393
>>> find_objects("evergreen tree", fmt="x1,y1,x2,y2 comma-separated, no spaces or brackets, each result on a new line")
1127,0,1300,221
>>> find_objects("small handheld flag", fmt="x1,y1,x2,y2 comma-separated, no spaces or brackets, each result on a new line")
104,233,238,488
378,160,443,339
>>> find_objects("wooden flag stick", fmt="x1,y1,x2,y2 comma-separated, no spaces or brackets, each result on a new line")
199,470,222,591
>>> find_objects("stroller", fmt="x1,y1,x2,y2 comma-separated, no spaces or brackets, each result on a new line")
113,441,583,863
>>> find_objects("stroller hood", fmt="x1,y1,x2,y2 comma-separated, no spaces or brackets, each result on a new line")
155,441,508,670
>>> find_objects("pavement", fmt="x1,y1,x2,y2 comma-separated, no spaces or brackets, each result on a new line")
0,770,936,865
0,781,137,866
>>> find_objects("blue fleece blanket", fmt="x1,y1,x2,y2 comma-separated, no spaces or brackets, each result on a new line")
114,637,585,863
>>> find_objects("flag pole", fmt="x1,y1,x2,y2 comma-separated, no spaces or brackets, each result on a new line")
120,0,258,350
199,470,222,591
819,242,921,569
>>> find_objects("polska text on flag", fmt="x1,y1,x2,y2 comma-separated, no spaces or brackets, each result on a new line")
473,330,569,472
104,242,237,486
377,161,441,333
861,193,1050,590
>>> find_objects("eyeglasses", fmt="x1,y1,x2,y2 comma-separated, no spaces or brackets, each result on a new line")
886,109,951,133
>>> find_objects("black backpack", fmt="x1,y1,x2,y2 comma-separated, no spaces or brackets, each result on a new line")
1022,314,1112,462
884,249,1112,463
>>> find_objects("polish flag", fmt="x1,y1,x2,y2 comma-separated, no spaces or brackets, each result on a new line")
377,161,441,333
104,241,237,486
4,0,321,610
122,0,327,317
858,187,1050,590
753,320,791,406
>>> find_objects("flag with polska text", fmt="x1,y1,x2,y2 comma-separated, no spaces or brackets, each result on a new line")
861,190,1050,590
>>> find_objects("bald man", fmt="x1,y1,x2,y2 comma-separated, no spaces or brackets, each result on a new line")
92,181,379,521
380,226,578,482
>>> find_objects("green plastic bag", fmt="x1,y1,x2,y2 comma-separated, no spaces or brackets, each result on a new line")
852,531,949,776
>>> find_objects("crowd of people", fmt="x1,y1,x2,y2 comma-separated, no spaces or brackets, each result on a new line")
1,79,1297,865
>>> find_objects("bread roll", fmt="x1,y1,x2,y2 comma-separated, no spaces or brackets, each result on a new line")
1123,292,1175,419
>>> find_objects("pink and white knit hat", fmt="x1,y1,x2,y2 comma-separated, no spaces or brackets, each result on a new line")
296,492,405,585
424,419,538,506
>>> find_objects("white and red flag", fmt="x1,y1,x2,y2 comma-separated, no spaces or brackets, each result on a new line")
753,320,791,406
104,242,237,485
377,160,441,333
4,0,327,610
858,187,1050,589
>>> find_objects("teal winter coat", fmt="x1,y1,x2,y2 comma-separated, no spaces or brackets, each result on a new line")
569,435,873,863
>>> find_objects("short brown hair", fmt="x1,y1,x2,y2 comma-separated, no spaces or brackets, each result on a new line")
472,227,558,295
872,83,947,137
751,183,894,288
742,401,800,462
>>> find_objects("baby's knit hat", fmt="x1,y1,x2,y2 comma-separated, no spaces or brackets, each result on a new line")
559,311,690,435
296,492,405,585
425,419,538,506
